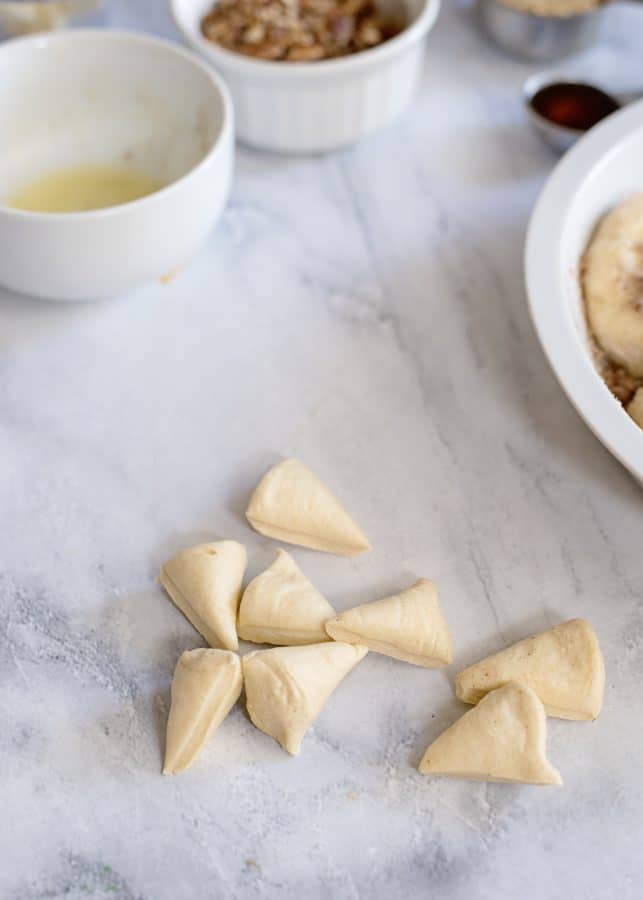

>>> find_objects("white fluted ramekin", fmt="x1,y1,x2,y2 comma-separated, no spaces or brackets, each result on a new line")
171,0,440,153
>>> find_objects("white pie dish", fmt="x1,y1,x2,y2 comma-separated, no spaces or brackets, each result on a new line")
0,30,233,301
525,100,643,486
170,0,440,153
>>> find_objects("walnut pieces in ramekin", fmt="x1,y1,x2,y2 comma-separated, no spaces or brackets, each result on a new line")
201,0,404,62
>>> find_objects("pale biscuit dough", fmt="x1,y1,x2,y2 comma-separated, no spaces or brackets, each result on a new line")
160,541,246,651
419,682,562,785
238,549,335,645
246,459,370,556
242,642,367,755
583,193,643,381
325,578,452,667
455,619,604,720
163,649,243,775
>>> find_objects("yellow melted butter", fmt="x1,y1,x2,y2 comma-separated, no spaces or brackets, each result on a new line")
7,165,164,213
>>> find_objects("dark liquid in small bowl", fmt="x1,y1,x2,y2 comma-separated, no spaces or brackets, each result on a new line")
531,83,620,132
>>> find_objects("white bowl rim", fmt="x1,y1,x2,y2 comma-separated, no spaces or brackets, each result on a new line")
525,99,643,484
170,0,441,79
0,28,234,222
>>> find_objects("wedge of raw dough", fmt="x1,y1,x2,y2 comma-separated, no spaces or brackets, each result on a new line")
245,459,370,556
242,642,367,755
419,682,562,784
238,549,336,645
163,649,243,775
160,541,246,651
455,619,604,720
325,578,452,667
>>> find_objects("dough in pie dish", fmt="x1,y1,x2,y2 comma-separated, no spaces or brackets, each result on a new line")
238,549,336,645
581,194,643,429
455,619,604,720
245,459,370,556
325,578,452,667
163,649,243,775
419,682,562,785
582,194,643,393
160,541,246,651
242,642,367,755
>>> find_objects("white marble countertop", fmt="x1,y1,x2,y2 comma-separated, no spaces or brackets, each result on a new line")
2,2,642,898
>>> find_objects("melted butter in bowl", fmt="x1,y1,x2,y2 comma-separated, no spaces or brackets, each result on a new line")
0,29,233,300
7,165,164,213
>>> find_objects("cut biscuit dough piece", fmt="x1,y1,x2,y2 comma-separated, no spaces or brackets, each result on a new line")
238,549,335,645
325,578,452,667
160,541,246,651
163,649,243,775
242,642,367,755
419,682,562,785
455,619,604,720
245,459,370,556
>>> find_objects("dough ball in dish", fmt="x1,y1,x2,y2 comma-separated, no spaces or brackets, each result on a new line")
160,541,246,651
325,578,452,668
238,549,335,645
583,193,643,378
163,649,243,775
455,619,604,720
419,682,562,785
245,459,370,556
242,642,367,755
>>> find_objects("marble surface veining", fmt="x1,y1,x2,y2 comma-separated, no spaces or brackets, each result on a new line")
1,1,642,897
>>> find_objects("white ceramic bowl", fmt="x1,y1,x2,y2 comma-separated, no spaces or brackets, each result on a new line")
171,0,440,153
0,30,233,301
525,100,643,485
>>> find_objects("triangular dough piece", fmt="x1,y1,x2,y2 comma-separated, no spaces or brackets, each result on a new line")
242,642,367,755
238,549,336,645
160,541,246,651
419,682,562,784
246,459,370,556
455,619,604,720
163,649,243,775
325,578,452,668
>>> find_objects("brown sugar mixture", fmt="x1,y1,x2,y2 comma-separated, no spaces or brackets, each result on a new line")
201,0,404,62
588,336,642,406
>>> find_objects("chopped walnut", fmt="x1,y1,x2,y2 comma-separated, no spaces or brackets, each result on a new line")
201,0,404,61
